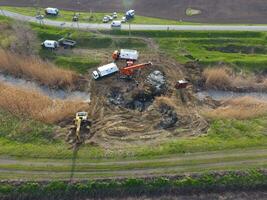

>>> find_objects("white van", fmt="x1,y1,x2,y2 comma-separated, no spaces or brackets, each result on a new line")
45,8,59,16
111,20,122,28
41,40,59,49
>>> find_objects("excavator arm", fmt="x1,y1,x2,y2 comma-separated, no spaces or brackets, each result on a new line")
120,62,152,77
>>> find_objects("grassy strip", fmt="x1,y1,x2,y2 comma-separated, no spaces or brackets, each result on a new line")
0,153,266,172
1,6,196,25
0,170,266,199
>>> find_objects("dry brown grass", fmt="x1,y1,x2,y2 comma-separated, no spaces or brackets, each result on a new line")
204,96,267,120
203,67,232,89
203,67,267,91
0,82,89,124
0,49,79,89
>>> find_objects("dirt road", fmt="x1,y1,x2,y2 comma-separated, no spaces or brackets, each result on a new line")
1,0,267,24
3,10,267,31
0,148,266,180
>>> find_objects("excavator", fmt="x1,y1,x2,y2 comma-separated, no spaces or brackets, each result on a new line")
119,62,153,79
67,112,91,148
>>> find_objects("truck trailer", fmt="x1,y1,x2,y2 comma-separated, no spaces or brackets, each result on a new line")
92,63,119,80
112,49,139,61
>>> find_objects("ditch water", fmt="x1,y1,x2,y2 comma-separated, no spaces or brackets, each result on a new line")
0,74,90,102
197,90,267,101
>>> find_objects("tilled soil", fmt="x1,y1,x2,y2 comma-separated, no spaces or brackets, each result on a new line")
1,0,267,23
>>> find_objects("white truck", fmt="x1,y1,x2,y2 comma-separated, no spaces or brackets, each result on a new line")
41,40,59,49
92,63,119,80
45,7,59,16
125,9,135,19
112,49,139,61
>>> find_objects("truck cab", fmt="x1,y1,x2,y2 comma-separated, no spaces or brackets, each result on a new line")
92,71,100,80
42,40,59,49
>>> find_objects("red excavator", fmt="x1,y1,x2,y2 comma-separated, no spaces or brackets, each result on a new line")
120,62,152,78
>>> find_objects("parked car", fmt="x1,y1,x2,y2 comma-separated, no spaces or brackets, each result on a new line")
121,16,127,23
102,16,109,23
111,20,122,28
112,12,118,18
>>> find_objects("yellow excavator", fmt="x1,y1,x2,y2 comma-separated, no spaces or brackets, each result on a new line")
74,112,91,142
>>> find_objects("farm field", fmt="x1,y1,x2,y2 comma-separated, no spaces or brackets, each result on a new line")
0,7,266,199
1,0,267,24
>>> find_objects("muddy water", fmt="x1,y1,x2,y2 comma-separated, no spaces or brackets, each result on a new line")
197,90,267,101
0,74,90,102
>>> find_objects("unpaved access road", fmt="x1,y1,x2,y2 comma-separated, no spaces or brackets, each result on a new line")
0,148,266,180
2,10,267,31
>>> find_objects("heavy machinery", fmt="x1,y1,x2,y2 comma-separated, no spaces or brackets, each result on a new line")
67,112,91,148
120,62,152,78
112,49,139,61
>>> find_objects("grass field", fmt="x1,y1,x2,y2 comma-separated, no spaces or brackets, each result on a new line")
0,14,266,180
0,6,197,25
103,30,267,73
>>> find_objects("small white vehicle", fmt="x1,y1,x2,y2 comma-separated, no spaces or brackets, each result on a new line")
112,49,139,61
112,12,118,18
111,20,122,28
102,16,110,23
41,40,59,49
44,7,59,16
121,16,127,23
92,63,119,80
126,9,135,18
107,15,113,20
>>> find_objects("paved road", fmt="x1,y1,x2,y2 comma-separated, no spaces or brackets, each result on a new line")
2,9,267,31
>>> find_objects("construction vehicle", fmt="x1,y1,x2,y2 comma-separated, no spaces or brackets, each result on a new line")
112,49,139,61
92,63,119,80
120,62,152,78
67,112,91,148
175,80,189,89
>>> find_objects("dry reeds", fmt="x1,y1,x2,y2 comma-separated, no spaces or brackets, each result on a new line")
203,67,232,90
0,49,79,90
203,66,267,91
0,82,89,124
204,96,267,120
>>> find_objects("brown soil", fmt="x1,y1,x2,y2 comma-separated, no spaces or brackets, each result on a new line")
1,0,267,24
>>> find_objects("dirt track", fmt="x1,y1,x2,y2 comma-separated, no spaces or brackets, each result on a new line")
1,0,267,24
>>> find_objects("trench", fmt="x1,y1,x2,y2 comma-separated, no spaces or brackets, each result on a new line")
197,89,267,101
0,73,90,102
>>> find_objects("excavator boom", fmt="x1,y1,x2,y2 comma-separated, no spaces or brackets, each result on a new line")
120,62,152,77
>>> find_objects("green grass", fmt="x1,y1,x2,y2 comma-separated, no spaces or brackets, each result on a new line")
1,6,196,25
0,170,266,198
0,108,266,160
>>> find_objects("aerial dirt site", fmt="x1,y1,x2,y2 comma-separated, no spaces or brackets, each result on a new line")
0,0,266,199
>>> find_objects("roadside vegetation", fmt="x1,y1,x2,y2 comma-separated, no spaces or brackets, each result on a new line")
0,6,197,25
0,170,266,199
